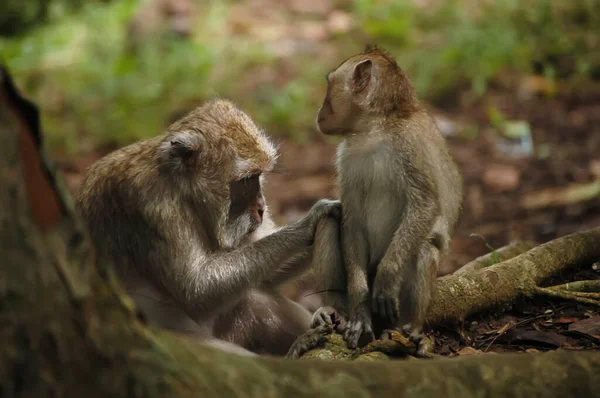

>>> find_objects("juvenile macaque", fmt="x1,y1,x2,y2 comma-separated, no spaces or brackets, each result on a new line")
76,99,340,357
312,46,463,355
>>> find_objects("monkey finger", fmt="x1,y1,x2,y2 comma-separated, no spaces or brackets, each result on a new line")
321,313,333,326
344,323,359,349
317,324,334,335
335,317,347,334
364,325,375,343
346,332,359,349
309,307,333,328
350,322,368,349
324,307,339,325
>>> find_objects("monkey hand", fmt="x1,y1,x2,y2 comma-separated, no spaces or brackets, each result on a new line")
310,306,347,332
285,324,334,359
371,270,402,326
344,308,375,349
305,199,342,231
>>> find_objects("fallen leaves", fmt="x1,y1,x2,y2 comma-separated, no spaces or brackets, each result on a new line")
568,316,600,341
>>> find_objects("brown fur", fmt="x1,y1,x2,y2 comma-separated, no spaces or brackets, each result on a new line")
76,99,340,356
312,46,463,354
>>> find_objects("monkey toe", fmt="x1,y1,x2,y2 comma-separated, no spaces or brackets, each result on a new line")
285,324,333,359
309,306,333,328
372,297,400,325
344,321,374,349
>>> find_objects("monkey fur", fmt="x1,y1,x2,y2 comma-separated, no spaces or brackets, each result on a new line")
76,99,340,356
311,46,463,355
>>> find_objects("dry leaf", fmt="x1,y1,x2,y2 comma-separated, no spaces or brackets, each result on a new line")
457,347,483,356
556,317,579,325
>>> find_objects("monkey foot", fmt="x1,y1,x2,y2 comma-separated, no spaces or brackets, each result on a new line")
285,324,333,359
309,306,347,333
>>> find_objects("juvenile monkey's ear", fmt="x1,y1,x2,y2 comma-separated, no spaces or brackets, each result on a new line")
351,59,372,93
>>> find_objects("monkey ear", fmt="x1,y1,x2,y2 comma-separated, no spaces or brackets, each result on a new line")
161,131,203,170
351,60,372,93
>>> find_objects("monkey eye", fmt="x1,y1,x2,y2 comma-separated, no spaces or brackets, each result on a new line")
239,173,260,185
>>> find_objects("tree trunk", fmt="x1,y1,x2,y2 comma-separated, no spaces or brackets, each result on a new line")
1,64,599,397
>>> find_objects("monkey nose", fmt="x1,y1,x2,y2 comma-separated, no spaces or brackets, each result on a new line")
256,196,265,222
257,208,264,222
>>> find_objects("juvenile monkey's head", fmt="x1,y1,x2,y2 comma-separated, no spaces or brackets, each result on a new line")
159,99,277,247
316,45,420,136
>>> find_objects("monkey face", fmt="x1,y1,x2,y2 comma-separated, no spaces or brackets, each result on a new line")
316,61,368,136
227,174,265,236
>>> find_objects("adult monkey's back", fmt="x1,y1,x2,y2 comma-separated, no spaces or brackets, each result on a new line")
75,99,340,356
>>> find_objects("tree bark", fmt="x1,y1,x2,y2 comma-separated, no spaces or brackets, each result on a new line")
1,64,599,397
428,227,600,325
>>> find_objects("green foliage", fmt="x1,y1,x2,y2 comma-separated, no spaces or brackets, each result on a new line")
1,0,216,153
470,234,500,265
352,0,599,99
1,0,598,155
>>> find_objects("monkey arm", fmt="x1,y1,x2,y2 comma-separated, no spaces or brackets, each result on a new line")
377,169,439,276
261,248,313,287
158,200,340,320
162,221,315,320
250,213,315,287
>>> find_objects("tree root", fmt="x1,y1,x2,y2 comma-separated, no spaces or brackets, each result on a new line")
455,240,537,275
535,281,600,307
427,226,600,326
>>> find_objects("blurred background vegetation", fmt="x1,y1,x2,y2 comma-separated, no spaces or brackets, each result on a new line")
1,0,598,153
1,0,599,272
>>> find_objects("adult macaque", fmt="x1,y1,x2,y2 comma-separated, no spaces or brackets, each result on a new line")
312,46,463,356
76,99,340,357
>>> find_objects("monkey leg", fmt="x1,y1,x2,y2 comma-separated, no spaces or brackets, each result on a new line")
214,290,312,357
313,216,348,316
285,324,334,359
406,240,440,357
344,269,375,349
379,240,440,358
